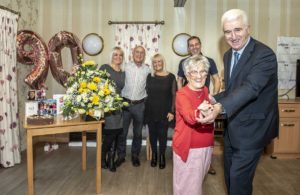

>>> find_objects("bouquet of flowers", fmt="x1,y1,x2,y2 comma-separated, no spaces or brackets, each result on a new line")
62,55,127,120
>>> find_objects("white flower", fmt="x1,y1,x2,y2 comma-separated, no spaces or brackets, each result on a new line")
98,90,105,97
109,85,116,93
105,96,113,103
78,109,86,114
76,96,82,102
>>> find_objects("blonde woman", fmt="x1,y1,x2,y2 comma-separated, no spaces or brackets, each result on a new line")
99,46,125,172
144,53,176,169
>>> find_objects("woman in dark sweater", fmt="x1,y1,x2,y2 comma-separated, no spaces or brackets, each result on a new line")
145,53,176,169
99,46,125,172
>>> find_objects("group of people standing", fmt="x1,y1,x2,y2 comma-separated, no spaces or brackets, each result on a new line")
100,8,279,195
100,44,176,171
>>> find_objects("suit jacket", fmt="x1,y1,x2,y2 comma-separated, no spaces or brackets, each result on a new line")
215,37,279,149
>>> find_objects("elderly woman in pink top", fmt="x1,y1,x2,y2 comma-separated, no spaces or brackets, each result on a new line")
173,55,217,195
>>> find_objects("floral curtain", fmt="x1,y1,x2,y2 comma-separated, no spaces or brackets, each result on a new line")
0,8,21,168
114,24,161,66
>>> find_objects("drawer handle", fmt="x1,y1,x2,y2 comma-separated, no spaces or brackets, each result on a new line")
281,109,295,113
281,123,295,127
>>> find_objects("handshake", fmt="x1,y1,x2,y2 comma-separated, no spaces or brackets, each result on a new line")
198,100,214,119
196,98,222,124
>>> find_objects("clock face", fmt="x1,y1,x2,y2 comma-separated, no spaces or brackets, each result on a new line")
82,33,104,56
172,33,191,57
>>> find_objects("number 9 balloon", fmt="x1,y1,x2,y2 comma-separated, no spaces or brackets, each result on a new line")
16,30,49,90
17,30,83,89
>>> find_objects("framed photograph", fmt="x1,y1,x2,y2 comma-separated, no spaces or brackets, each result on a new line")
38,99,57,116
36,89,46,100
25,102,39,116
27,90,36,101
53,94,65,115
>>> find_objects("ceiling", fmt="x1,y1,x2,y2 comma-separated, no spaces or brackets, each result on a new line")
174,0,187,7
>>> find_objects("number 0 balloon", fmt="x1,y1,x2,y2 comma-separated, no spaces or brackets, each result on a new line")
48,31,83,86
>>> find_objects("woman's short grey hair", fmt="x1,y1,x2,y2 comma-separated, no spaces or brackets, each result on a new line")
221,9,249,28
183,55,210,77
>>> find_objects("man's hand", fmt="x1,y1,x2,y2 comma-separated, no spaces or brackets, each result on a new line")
167,112,174,122
208,94,217,104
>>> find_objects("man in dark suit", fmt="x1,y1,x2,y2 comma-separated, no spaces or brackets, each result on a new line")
199,9,279,195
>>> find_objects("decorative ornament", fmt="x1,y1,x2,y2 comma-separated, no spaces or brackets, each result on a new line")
16,30,49,90
82,33,104,56
172,33,191,56
17,30,83,89
48,31,83,87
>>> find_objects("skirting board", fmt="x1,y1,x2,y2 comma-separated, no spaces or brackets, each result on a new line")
68,139,173,147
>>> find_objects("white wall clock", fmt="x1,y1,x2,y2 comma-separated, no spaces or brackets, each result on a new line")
82,33,104,56
172,33,191,56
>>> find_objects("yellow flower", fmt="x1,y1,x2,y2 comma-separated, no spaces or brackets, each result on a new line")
91,94,100,105
93,77,101,83
87,82,97,91
88,109,94,116
103,87,111,95
82,60,95,67
80,81,87,88
103,83,111,95
78,88,83,93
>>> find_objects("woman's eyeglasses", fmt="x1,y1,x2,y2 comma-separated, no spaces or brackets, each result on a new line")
189,70,208,77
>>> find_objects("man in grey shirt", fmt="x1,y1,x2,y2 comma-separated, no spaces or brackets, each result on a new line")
115,46,151,167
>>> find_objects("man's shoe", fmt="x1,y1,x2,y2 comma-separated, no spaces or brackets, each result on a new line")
208,165,216,175
115,157,125,167
132,156,140,167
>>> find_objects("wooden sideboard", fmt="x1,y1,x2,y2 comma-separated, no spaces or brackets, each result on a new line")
271,99,300,159
213,100,300,158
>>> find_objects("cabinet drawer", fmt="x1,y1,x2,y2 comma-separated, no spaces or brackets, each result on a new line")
273,118,300,154
279,103,300,118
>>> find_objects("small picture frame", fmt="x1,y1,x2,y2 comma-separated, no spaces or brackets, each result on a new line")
38,99,57,116
53,94,65,115
27,90,36,101
25,102,39,116
36,89,46,100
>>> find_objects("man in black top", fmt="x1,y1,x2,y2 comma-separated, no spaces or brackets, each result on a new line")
177,36,221,175
177,36,221,94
